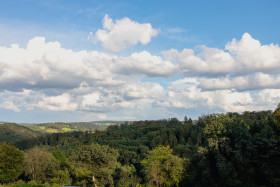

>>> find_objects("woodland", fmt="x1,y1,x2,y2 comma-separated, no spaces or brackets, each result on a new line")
0,104,280,186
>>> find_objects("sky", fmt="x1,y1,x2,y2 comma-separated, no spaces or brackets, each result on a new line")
0,0,280,123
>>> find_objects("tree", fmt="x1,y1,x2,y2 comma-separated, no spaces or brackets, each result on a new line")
51,169,72,186
50,148,72,186
51,148,71,170
24,147,59,183
196,112,280,187
113,163,139,186
141,145,184,186
273,103,280,124
70,143,119,186
0,142,24,183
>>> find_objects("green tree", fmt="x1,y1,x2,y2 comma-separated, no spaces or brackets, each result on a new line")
70,143,119,186
51,169,72,186
113,163,139,186
273,103,280,124
51,148,70,168
24,147,59,183
141,145,184,186
0,142,24,183
194,112,280,187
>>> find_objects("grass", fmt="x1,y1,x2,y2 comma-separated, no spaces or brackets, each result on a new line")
61,127,73,132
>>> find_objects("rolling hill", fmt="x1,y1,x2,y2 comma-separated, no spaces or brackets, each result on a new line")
0,123,43,142
25,121,123,134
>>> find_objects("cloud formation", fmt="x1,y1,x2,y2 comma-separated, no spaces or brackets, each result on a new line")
0,37,175,91
0,17,280,121
94,14,158,53
164,33,280,76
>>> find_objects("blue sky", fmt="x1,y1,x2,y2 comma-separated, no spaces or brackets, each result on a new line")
0,0,280,123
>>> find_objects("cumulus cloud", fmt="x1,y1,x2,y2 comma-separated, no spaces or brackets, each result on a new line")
254,89,280,109
198,73,280,91
1,32,280,121
114,51,177,77
0,101,21,112
164,33,280,76
0,81,166,114
94,14,158,53
0,36,175,118
37,93,78,111
226,33,280,74
0,37,175,92
163,46,237,76
159,78,270,113
162,33,280,96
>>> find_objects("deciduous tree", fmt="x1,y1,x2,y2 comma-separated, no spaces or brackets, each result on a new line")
141,145,184,186
70,143,119,186
0,142,24,183
24,147,59,183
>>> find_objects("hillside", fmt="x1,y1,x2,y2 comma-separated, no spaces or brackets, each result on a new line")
0,123,43,142
26,121,123,133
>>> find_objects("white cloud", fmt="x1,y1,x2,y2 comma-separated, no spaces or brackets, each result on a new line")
114,51,177,77
1,32,280,121
121,82,165,100
37,93,78,111
164,33,280,76
0,101,21,112
254,89,280,109
226,33,280,74
94,14,158,53
198,73,280,91
163,46,236,76
160,78,261,113
0,37,175,92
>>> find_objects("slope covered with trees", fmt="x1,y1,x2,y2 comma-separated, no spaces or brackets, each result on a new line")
1,107,280,186
0,123,43,142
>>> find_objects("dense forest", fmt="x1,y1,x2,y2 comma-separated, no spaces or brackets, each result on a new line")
0,123,42,142
1,105,280,186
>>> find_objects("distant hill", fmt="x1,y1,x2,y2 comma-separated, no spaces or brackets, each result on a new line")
26,121,124,134
0,123,43,142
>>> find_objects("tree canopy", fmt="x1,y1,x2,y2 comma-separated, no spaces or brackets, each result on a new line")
1,107,280,186
141,145,184,186
0,142,24,183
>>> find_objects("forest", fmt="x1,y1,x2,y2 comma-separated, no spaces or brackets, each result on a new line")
0,104,280,187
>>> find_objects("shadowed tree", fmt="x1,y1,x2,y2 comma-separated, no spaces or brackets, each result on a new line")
0,142,24,183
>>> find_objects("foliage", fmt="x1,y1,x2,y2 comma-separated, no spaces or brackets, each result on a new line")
70,143,119,186
141,145,184,186
273,103,280,124
0,142,24,183
50,169,72,186
113,163,139,186
1,107,280,186
0,123,42,142
24,147,59,183
184,112,280,187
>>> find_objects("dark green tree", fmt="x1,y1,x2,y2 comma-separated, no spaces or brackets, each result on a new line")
113,163,139,186
70,143,119,186
0,142,24,183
